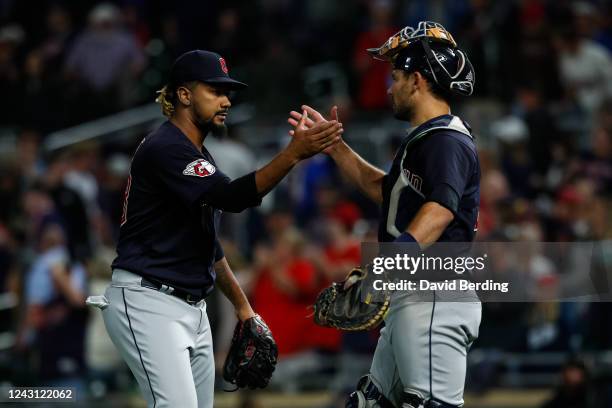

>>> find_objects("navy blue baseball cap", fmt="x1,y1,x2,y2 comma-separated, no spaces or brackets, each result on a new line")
169,50,248,90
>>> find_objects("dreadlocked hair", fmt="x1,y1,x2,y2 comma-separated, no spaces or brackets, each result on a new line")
155,81,199,118
155,85,176,118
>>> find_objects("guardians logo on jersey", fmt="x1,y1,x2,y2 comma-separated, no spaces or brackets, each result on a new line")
183,159,216,177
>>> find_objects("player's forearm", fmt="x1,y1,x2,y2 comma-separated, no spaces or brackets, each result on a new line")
206,150,300,212
330,141,384,204
214,257,255,322
254,149,299,196
406,202,454,248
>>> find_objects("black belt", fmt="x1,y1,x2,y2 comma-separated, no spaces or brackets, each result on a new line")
140,277,204,305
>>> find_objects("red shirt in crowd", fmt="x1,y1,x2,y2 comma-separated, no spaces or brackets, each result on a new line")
353,27,398,110
254,258,340,356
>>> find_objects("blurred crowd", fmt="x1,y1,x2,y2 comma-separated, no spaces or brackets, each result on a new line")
0,0,612,405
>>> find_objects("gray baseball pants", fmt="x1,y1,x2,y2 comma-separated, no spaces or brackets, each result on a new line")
370,287,481,407
100,269,214,408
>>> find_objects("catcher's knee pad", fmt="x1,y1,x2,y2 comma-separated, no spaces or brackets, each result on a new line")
346,375,394,408
401,391,460,408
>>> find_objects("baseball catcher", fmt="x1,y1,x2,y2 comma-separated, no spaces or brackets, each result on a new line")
292,20,481,408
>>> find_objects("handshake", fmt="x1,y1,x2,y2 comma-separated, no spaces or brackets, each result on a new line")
284,105,344,160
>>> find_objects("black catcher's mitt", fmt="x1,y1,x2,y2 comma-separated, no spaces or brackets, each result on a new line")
223,314,278,389
313,267,390,331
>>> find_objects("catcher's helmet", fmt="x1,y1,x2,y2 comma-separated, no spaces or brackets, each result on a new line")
367,21,475,96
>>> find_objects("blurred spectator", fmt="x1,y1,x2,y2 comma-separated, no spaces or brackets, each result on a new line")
211,7,240,56
477,167,510,238
20,4,74,130
491,115,535,197
454,0,513,97
43,152,93,263
252,228,329,355
294,157,338,223
318,217,362,280
545,185,581,242
514,0,562,101
306,182,363,245
514,83,561,178
159,15,180,60
302,216,363,357
64,142,103,237
475,241,530,351
242,31,302,116
65,145,99,192
555,16,612,115
545,181,596,241
573,1,612,52
21,49,62,131
0,223,15,294
399,0,471,33
591,4,612,52
206,132,257,250
542,137,575,195
514,236,560,357
541,359,594,408
98,153,130,243
17,222,87,390
38,3,74,76
0,164,21,227
21,184,63,250
205,132,257,180
0,223,17,338
352,0,397,110
64,3,145,119
122,3,150,48
585,240,612,347
599,98,612,130
570,123,612,193
15,128,44,186
0,23,25,125
587,194,611,240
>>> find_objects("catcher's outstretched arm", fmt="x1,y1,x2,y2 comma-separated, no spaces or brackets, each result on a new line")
288,105,385,204
214,257,255,322
328,141,385,205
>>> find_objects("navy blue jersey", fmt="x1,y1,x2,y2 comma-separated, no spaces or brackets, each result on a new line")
379,115,480,243
112,121,261,297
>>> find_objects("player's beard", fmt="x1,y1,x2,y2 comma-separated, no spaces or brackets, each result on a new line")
392,99,414,122
194,111,227,138
392,81,417,122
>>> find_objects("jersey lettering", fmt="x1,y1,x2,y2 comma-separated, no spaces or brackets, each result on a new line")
402,168,423,194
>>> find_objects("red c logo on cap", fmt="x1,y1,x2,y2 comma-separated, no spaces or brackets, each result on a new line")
219,57,228,74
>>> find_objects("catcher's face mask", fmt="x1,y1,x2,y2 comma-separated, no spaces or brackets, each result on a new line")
367,21,457,62
368,21,474,97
